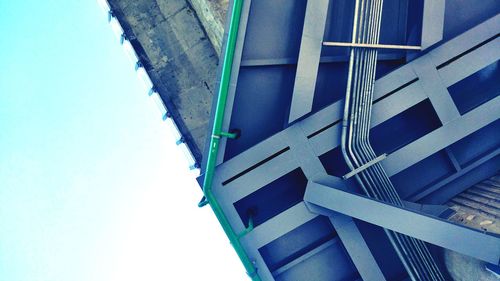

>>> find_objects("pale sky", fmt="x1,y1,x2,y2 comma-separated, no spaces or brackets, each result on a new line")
0,1,246,280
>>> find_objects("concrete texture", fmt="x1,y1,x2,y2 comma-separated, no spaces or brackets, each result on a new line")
188,0,228,55
444,250,499,281
107,0,226,163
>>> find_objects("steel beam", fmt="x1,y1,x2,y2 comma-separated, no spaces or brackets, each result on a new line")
402,201,451,218
288,0,330,123
307,204,387,281
272,239,337,276
421,0,445,49
383,96,499,176
241,202,318,249
201,14,500,280
408,148,500,202
412,57,460,124
437,36,500,86
304,179,500,265
215,14,500,162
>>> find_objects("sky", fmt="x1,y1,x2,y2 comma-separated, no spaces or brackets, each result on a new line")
0,1,247,280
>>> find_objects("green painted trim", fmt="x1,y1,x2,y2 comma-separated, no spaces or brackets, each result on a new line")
219,131,238,139
202,0,262,280
238,216,254,239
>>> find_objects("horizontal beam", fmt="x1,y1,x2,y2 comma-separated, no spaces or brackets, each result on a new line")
273,239,337,276
304,179,500,265
323,41,421,50
241,202,318,248
383,95,500,175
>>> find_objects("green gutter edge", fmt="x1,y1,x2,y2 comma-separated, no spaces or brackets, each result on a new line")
201,0,262,280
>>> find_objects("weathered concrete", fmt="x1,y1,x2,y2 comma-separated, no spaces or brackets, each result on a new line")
107,0,226,163
188,0,227,56
444,250,499,281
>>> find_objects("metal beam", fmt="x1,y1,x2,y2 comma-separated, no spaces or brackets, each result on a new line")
383,96,500,176
437,36,500,86
402,201,452,218
304,179,500,265
214,14,500,163
213,42,499,205
421,0,445,49
408,148,500,202
307,204,387,281
202,15,500,279
288,0,329,123
429,14,499,67
412,57,460,124
272,239,338,276
241,202,318,249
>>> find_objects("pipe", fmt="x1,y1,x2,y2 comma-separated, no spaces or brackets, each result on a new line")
340,1,419,278
361,4,444,278
359,2,427,279
370,1,444,279
340,1,448,280
201,0,262,280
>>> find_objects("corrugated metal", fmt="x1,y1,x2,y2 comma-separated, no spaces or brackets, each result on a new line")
448,173,500,234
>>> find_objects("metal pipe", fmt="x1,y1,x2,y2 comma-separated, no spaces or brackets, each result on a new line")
353,1,444,279
341,1,447,279
341,0,361,174
360,2,428,279
364,4,443,277
362,3,424,279
201,0,261,280
340,1,419,279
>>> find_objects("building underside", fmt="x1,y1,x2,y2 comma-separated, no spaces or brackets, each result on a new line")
102,0,499,280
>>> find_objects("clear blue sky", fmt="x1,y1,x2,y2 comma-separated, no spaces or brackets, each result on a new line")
0,1,246,280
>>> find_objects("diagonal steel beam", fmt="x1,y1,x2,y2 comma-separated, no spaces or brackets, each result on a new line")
304,178,500,265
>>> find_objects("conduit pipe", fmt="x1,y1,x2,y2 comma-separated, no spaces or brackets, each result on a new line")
340,0,445,280
358,3,443,278
201,0,262,280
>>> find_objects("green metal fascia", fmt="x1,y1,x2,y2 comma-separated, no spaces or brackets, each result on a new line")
201,0,262,280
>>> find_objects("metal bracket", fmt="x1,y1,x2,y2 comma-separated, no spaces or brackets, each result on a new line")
237,215,254,239
213,131,239,139
343,153,388,179
198,196,209,208
176,137,185,145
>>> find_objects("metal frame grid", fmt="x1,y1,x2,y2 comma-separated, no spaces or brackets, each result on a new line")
201,2,500,280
